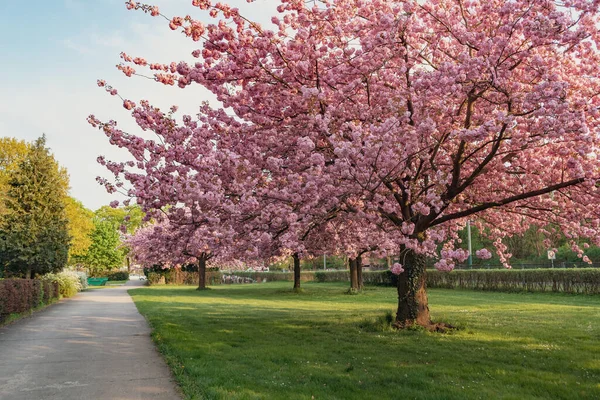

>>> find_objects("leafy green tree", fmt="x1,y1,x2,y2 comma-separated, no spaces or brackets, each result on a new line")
75,218,125,276
93,204,145,271
0,136,70,278
0,137,30,219
94,204,145,233
64,197,94,262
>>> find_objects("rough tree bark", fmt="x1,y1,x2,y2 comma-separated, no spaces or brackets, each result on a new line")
395,247,431,328
197,255,207,290
293,253,301,290
349,257,359,292
356,255,364,290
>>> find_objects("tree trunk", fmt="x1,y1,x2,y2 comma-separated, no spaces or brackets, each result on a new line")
25,266,32,279
293,253,301,289
197,256,207,290
349,258,359,292
357,255,363,290
395,247,431,328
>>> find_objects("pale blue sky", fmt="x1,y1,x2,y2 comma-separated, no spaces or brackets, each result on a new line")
0,0,272,210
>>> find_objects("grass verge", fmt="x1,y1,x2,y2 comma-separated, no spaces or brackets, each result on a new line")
0,298,60,327
130,282,600,400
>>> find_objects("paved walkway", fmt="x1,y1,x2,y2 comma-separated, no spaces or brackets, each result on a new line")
0,281,181,400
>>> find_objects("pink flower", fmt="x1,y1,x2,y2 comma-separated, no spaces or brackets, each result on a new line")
109,200,119,208
390,263,404,275
476,249,492,260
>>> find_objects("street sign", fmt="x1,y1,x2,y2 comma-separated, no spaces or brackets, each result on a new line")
547,250,556,260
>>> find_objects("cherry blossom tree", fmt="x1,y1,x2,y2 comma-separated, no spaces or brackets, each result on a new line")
127,210,235,289
93,0,600,328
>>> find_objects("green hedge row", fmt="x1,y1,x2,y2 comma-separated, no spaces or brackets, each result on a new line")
0,279,60,323
426,268,600,294
229,270,391,285
92,270,130,281
228,271,317,282
147,270,221,286
225,269,600,294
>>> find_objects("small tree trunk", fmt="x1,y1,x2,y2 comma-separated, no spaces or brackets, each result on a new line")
293,253,301,289
357,255,364,290
395,247,431,328
349,258,359,292
197,256,207,290
25,266,32,279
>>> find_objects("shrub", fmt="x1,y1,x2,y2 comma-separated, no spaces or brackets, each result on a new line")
105,271,129,281
147,272,165,285
74,271,88,290
42,280,60,303
92,270,130,281
426,268,600,294
315,271,349,282
41,271,83,298
310,268,600,294
0,279,59,323
146,269,222,286
228,271,317,283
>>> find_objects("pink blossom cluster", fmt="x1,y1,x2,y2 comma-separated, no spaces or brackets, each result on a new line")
475,249,492,260
91,0,600,275
390,263,404,275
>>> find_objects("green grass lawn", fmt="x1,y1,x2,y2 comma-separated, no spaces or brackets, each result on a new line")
129,282,600,400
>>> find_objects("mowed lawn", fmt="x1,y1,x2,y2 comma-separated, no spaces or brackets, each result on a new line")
130,282,600,400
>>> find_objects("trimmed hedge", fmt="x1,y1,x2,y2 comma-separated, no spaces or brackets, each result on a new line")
147,269,222,286
223,269,600,294
106,271,129,281
229,271,317,282
426,268,600,294
0,279,60,323
93,270,130,281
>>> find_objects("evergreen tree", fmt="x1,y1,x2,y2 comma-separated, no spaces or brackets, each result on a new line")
0,136,70,278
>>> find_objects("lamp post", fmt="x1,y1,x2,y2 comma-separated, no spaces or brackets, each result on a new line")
323,254,326,270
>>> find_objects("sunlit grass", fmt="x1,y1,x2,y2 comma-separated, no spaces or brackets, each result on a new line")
130,282,600,400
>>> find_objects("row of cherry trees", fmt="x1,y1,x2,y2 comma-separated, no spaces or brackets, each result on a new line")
91,0,600,328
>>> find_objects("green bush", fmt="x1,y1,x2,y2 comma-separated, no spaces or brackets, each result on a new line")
92,270,130,281
105,271,129,281
314,271,349,282
41,271,83,298
229,271,317,282
74,271,88,290
311,268,600,294
147,272,165,285
426,268,600,293
146,269,221,286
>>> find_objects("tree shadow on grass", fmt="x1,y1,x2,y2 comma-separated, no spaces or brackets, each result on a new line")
132,286,600,400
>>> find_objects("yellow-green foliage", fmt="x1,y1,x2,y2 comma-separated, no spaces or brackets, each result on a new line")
41,271,84,298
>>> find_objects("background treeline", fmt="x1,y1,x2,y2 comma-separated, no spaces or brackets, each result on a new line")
268,225,600,271
0,136,143,279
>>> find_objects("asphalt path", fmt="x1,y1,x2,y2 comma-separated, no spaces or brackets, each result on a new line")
0,280,180,400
